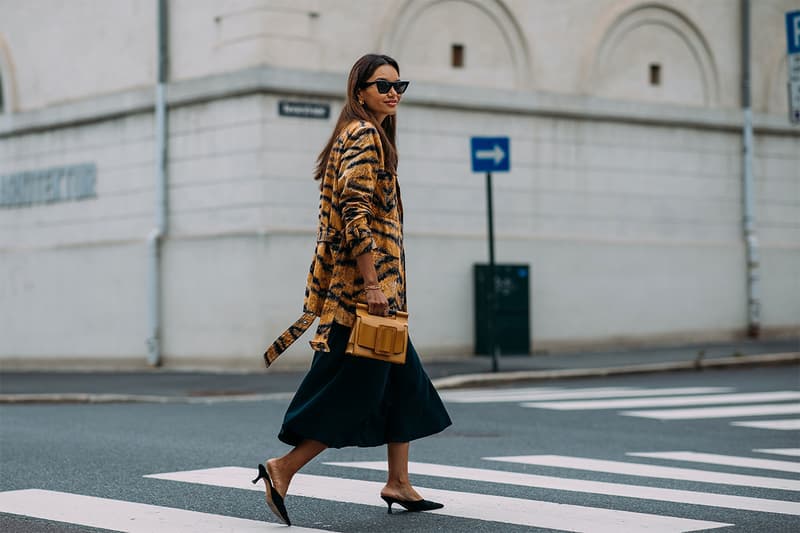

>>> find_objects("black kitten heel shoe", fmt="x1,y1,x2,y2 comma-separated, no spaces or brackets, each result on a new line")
381,495,444,514
252,463,291,526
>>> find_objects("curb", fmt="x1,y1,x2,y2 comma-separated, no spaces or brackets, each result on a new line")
0,392,295,405
430,352,800,390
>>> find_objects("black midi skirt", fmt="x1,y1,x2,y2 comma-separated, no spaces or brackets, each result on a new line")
278,321,452,449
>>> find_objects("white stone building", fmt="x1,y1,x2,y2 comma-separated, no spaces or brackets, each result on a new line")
1,0,798,369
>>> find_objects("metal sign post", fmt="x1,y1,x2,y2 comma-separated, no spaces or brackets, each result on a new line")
485,170,497,371
471,136,510,372
786,11,800,124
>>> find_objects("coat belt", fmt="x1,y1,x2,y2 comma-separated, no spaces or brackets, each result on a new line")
263,311,317,367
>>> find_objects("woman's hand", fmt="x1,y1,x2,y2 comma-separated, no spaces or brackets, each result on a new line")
365,286,390,316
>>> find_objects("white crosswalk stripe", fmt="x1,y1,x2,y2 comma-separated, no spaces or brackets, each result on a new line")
733,419,800,430
522,391,800,410
146,466,730,532
440,386,563,398
484,455,800,491
0,489,332,532
755,448,800,457
623,403,800,420
440,386,732,403
627,451,800,474
325,460,800,515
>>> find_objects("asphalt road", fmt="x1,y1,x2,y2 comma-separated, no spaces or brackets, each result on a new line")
1,365,798,532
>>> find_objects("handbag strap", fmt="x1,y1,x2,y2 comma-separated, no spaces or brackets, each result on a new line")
263,311,317,367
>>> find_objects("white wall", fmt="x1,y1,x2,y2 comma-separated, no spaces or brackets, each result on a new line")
0,243,147,362
0,115,154,248
0,0,155,112
0,107,154,364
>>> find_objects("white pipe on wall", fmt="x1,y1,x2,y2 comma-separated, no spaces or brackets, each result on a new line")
147,0,168,365
741,0,760,338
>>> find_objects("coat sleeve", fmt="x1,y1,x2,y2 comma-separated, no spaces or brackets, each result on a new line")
339,124,382,258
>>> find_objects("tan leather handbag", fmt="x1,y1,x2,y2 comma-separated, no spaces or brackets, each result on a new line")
346,303,408,364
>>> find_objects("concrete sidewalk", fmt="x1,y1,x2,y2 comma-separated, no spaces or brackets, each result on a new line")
1,338,797,403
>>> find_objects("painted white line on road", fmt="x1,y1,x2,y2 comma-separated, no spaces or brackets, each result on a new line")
326,461,800,516
440,386,635,403
523,391,800,410
146,467,730,533
441,387,732,404
440,386,562,397
483,455,800,492
754,448,800,457
628,452,800,474
732,419,800,430
623,403,800,420
0,489,330,532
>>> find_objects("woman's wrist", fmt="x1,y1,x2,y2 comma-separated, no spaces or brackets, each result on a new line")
365,284,381,291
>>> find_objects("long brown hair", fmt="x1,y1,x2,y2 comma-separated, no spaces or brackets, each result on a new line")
314,54,400,181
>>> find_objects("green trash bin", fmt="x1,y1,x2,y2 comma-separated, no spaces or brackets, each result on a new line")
474,263,530,355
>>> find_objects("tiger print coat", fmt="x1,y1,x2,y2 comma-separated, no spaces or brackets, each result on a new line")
264,120,405,365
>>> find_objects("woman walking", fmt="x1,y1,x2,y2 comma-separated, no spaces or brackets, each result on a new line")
256,54,452,526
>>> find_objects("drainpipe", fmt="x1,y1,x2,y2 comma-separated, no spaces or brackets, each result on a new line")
741,0,760,338
147,0,168,365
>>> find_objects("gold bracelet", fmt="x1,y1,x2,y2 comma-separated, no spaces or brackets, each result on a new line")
365,284,381,291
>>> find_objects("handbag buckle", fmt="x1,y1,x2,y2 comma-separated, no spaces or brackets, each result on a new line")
374,325,397,356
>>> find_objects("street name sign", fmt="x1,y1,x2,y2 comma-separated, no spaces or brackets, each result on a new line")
471,137,510,172
278,101,330,120
786,11,800,124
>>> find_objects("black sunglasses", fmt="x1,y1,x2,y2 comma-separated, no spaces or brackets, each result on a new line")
362,79,410,94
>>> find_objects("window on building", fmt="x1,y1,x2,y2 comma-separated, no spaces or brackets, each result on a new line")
649,63,661,86
452,44,464,68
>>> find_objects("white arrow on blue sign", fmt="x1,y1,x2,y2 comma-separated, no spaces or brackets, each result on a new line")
471,137,510,172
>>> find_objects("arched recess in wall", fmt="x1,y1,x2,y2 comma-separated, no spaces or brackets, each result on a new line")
0,34,16,114
581,2,719,107
380,0,531,90
766,55,789,116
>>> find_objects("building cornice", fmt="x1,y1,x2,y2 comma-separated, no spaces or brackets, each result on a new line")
1,64,796,138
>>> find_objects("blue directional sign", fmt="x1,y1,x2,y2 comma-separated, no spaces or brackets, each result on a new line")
471,137,510,172
787,11,800,54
